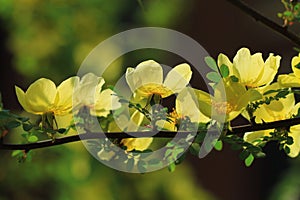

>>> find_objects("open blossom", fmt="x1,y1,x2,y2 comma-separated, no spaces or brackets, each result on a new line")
278,53,300,87
156,87,210,131
244,83,300,157
73,73,121,117
218,47,281,88
194,79,261,122
126,60,192,100
15,77,78,116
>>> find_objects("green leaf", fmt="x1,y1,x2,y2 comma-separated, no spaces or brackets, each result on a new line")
168,162,176,172
206,72,221,83
286,136,294,145
275,90,290,98
244,154,254,167
28,135,38,143
230,75,239,82
220,64,229,78
126,158,135,171
204,56,218,71
0,110,11,119
214,140,223,151
263,89,278,95
239,150,250,160
189,143,200,155
57,128,66,134
11,150,23,157
137,160,147,173
22,123,33,131
6,120,21,129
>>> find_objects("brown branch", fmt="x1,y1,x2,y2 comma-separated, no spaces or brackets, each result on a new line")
225,0,300,47
1,117,300,151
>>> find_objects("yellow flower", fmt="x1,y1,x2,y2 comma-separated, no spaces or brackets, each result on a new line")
156,87,210,131
126,60,192,100
278,53,300,87
108,111,153,151
15,77,79,116
218,47,281,88
73,73,121,117
244,83,300,157
194,79,261,122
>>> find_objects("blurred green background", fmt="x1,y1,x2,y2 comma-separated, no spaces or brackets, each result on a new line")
0,0,300,199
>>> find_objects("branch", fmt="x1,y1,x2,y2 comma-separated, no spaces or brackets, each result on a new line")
1,117,300,151
225,0,300,47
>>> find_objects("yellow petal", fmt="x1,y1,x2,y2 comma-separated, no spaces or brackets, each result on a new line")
217,53,239,77
156,119,176,131
288,125,300,157
278,74,300,87
255,54,281,86
176,87,210,123
192,88,212,119
56,76,79,115
92,89,121,117
121,138,153,151
164,63,192,94
291,53,300,78
25,78,57,114
74,73,105,108
15,86,35,114
126,60,163,94
244,130,272,144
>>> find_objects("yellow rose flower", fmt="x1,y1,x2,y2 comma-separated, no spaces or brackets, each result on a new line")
244,83,300,157
156,87,210,131
126,60,192,100
15,77,79,116
108,111,153,151
218,47,281,88
278,53,300,87
73,73,121,117
194,79,262,122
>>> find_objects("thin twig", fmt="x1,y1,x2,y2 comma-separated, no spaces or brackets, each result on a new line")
1,117,300,151
225,0,300,46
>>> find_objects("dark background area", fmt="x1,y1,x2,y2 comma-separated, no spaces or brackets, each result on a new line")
0,1,299,200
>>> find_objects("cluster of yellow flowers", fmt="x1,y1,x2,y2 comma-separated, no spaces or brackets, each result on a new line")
14,47,300,158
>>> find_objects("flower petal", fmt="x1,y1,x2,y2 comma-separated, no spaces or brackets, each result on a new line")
126,60,163,94
291,53,300,78
56,76,79,115
217,53,239,77
15,86,35,114
25,78,57,114
255,53,281,86
164,63,192,94
92,89,121,117
278,74,300,87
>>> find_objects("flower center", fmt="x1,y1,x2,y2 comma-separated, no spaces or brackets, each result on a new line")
137,83,173,97
212,101,235,115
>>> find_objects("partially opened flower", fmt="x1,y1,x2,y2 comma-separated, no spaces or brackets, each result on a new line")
15,77,79,116
194,79,261,122
218,47,281,88
126,60,192,101
244,84,300,157
278,53,300,87
73,73,121,117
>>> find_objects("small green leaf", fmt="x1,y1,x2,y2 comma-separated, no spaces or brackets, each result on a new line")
28,135,38,143
239,150,250,160
11,150,23,157
206,72,221,83
286,136,294,145
263,89,278,95
168,162,176,172
220,64,229,78
204,56,218,71
137,160,147,173
22,123,33,131
189,143,200,155
244,154,254,167
57,128,66,134
6,120,21,129
230,75,239,82
275,90,290,98
214,140,223,151
284,146,291,154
